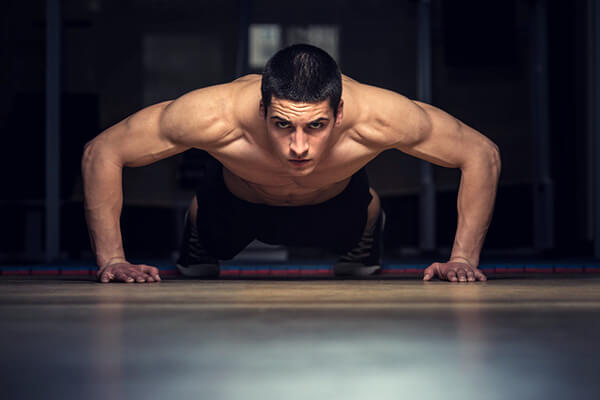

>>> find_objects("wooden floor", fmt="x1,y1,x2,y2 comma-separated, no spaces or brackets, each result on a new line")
1,275,599,399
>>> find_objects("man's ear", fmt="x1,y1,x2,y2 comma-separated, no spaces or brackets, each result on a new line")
334,99,344,127
259,100,266,118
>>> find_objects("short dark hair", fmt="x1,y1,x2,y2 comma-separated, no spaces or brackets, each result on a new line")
261,44,342,117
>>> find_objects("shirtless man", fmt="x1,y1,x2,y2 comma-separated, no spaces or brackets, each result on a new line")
82,44,501,284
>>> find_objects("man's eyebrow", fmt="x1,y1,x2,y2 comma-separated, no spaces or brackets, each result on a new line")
269,116,329,123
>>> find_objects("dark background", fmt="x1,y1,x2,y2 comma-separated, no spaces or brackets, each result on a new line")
0,0,593,264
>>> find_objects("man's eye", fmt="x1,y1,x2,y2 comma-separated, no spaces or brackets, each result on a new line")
276,121,290,128
309,122,323,129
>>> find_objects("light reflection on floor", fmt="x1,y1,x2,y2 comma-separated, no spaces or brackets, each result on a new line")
1,277,599,400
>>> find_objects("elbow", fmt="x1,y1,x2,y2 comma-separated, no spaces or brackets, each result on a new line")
491,143,501,170
81,141,95,173
81,140,101,174
486,144,502,179
461,143,501,177
81,139,120,175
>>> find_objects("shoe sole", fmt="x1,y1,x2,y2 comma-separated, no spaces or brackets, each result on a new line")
333,263,381,277
176,263,220,278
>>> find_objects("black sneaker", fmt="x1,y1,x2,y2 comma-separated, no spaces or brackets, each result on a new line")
176,211,220,277
333,210,385,276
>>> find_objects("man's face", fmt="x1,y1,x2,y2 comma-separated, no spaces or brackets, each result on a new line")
262,97,343,176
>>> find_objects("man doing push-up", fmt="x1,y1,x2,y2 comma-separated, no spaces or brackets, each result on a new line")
82,44,501,284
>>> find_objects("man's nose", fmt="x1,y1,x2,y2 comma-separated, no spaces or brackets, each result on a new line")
290,129,309,157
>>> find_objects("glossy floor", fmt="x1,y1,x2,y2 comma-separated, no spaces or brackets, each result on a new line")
1,276,599,400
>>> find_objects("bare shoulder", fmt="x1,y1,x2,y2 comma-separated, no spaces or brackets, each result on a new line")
160,77,259,148
228,74,264,129
342,76,431,149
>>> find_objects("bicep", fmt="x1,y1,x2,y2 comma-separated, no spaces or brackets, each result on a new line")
87,85,232,168
394,101,498,169
87,101,187,168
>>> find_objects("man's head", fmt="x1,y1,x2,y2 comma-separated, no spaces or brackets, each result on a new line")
261,43,342,117
260,44,344,175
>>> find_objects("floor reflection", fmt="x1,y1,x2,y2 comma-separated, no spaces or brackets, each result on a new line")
1,278,600,399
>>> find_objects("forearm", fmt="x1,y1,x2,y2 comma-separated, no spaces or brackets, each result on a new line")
82,143,127,269
449,149,501,268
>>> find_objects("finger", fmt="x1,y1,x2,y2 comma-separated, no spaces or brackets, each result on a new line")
457,270,467,282
99,272,111,283
446,270,458,282
141,265,161,282
134,274,147,283
466,270,475,282
423,265,435,281
99,270,115,283
475,270,487,281
115,271,134,283
138,273,156,283
141,265,159,274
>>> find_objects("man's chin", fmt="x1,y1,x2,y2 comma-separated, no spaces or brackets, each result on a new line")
285,159,316,175
288,167,315,176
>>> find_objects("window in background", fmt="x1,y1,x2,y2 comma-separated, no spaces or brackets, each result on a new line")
249,24,282,69
249,24,339,70
286,25,339,62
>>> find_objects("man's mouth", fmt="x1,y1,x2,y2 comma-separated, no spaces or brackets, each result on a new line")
288,159,311,167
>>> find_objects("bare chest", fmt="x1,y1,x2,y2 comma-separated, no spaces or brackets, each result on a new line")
207,135,378,206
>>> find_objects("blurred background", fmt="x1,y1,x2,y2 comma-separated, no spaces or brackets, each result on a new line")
0,0,595,265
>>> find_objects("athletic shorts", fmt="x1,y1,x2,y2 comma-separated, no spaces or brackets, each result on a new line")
194,162,373,259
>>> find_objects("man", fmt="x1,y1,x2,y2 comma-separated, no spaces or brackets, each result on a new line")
82,44,500,284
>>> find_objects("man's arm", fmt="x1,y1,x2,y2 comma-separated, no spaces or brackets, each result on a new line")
81,84,234,283
370,89,501,282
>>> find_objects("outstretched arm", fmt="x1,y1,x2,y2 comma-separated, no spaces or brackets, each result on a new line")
82,100,183,281
370,88,501,282
82,84,233,283
408,101,501,281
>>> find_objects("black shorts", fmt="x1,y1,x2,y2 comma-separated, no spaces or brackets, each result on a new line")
194,163,373,259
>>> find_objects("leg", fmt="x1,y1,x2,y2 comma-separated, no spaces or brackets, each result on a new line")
188,193,199,225
176,195,220,277
334,187,386,276
178,191,258,277
365,187,382,233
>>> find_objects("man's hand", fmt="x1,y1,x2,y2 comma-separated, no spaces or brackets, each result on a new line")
423,261,487,283
97,262,161,283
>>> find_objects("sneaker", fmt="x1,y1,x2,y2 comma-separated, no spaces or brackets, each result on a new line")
176,211,220,277
333,210,385,276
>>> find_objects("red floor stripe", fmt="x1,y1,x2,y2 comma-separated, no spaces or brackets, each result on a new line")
269,270,288,277
31,270,60,276
525,267,554,273
159,269,180,276
555,267,583,273
60,270,92,276
3,264,600,277
255,268,270,275
7,271,31,275
381,269,423,275
495,266,524,273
